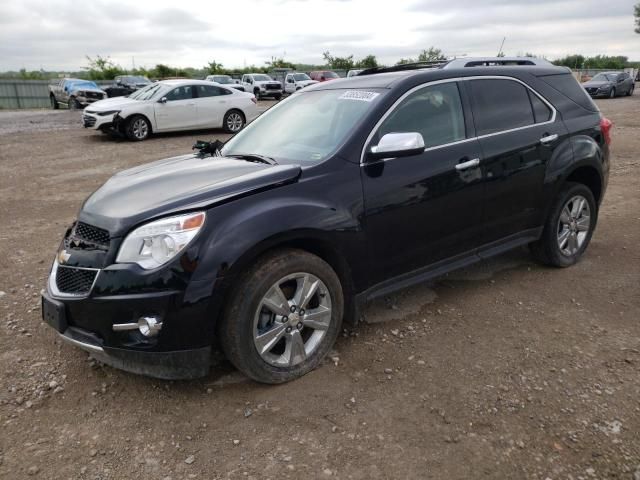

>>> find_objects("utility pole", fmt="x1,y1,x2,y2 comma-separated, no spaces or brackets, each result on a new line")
497,37,506,57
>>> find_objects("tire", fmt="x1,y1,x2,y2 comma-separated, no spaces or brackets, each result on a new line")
530,182,597,268
609,88,616,99
627,85,634,96
274,93,282,100
223,109,245,133
125,115,151,141
50,95,59,110
68,97,80,110
218,249,344,384
253,89,261,100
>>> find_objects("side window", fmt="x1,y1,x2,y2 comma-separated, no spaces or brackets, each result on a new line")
469,79,534,136
377,82,466,148
195,85,230,97
165,85,193,101
528,90,552,123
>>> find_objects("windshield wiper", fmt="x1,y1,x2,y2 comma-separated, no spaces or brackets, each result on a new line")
226,153,278,165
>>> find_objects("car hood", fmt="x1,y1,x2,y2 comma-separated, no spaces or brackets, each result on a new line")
582,81,611,88
78,155,301,236
84,96,141,111
72,87,106,94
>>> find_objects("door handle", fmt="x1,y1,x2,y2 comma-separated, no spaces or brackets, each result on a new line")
455,158,480,171
540,134,558,145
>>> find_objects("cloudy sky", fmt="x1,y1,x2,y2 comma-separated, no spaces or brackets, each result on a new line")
0,0,637,71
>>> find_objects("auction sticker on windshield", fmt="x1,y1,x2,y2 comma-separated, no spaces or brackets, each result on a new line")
339,91,380,102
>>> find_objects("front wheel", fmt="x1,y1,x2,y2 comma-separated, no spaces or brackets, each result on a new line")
68,97,80,110
219,249,344,384
627,85,634,96
609,87,616,99
253,89,261,100
50,95,59,110
530,182,597,267
274,93,282,100
125,115,151,141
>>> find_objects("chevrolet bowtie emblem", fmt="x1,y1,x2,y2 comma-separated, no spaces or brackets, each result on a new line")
57,249,71,264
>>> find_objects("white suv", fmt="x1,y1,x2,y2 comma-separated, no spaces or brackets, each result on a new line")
241,74,283,100
283,72,318,94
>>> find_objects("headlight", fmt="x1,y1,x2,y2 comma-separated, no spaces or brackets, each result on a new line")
116,212,206,269
97,110,120,116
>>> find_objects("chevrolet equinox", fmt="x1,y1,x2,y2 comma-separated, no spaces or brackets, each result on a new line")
42,59,612,383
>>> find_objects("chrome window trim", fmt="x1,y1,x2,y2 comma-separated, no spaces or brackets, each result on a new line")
48,261,101,299
360,75,558,165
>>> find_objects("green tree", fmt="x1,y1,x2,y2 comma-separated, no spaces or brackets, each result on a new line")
553,54,586,69
206,60,224,74
153,64,173,78
322,51,355,70
265,56,296,69
84,55,125,80
417,47,446,62
356,55,378,69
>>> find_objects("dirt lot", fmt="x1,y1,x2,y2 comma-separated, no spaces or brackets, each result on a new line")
0,96,639,480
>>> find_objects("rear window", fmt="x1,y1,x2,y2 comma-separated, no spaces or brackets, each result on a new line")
538,73,598,112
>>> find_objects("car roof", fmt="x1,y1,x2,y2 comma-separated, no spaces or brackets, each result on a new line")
158,79,217,86
306,65,570,91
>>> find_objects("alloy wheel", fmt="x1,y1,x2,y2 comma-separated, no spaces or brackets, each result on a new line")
132,118,148,139
226,112,244,132
557,195,591,256
253,272,332,367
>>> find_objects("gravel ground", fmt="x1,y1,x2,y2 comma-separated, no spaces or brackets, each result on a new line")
0,96,639,480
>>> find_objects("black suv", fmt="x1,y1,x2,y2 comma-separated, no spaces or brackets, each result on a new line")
42,60,612,383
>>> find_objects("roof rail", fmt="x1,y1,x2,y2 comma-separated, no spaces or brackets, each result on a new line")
358,60,449,76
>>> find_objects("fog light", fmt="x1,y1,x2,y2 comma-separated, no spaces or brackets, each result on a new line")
138,316,162,337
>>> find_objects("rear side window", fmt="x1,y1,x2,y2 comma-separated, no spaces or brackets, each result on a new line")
538,73,598,112
528,90,552,123
196,85,231,97
469,79,534,136
378,82,466,148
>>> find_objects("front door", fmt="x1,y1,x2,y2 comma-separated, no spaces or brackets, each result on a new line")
361,81,485,284
154,85,198,131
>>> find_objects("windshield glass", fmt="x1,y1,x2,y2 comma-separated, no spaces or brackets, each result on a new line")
591,73,616,82
293,73,311,81
324,71,339,79
128,83,163,100
222,89,384,164
253,74,272,81
211,76,233,84
67,80,99,90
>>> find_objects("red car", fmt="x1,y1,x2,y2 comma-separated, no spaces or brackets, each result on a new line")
309,70,340,82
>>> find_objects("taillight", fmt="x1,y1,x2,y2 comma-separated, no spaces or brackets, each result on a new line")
251,96,257,105
600,117,612,146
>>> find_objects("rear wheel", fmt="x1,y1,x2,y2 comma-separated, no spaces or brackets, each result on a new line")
125,115,151,141
530,182,597,267
219,249,344,384
223,110,245,133
50,95,59,110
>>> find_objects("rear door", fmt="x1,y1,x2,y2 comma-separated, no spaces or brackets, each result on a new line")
361,81,485,283
465,77,569,246
193,84,232,128
154,85,198,131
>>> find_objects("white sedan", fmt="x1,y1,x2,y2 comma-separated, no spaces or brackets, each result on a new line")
82,79,259,141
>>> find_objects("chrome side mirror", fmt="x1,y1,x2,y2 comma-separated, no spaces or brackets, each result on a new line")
367,132,425,161
159,97,167,104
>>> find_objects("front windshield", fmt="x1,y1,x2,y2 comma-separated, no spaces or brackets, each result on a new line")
67,80,98,90
222,89,384,164
253,74,272,81
128,83,163,100
293,73,311,81
591,73,616,82
212,76,233,84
